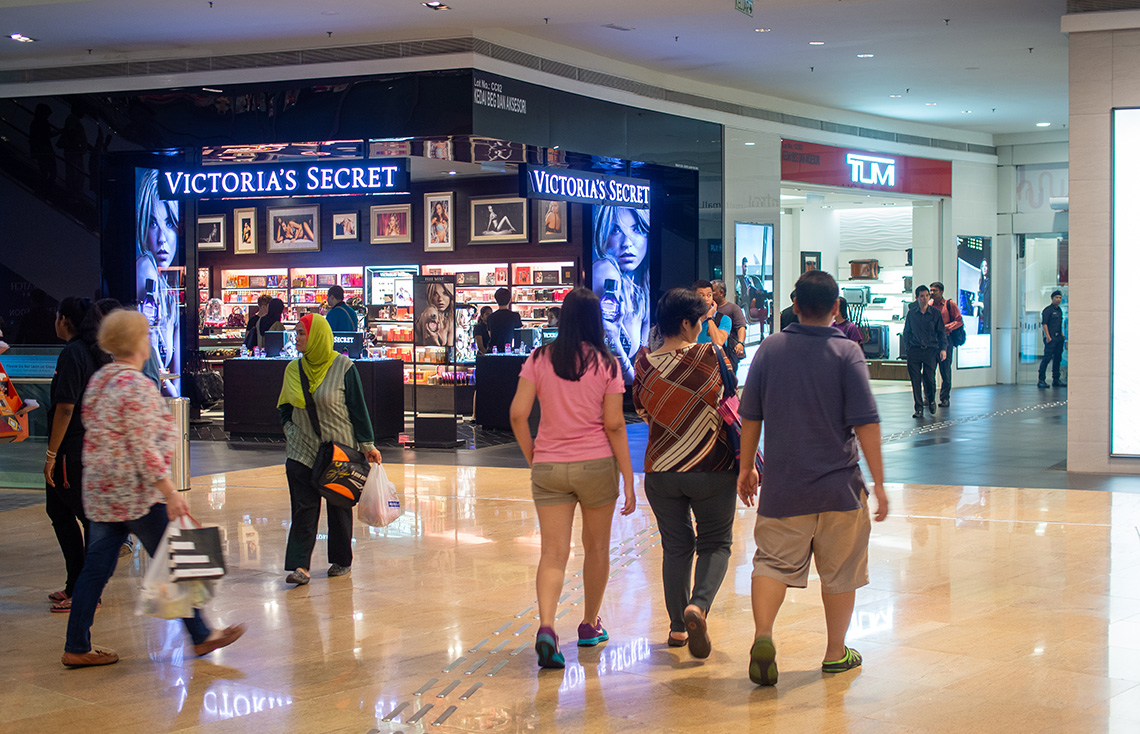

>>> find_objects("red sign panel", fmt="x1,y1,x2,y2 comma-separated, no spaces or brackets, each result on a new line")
781,139,952,197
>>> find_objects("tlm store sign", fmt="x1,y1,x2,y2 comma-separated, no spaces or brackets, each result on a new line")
846,153,896,187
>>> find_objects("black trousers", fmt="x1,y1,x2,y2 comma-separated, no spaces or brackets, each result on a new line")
938,346,954,403
1039,337,1065,381
644,471,737,633
284,458,354,571
907,346,939,411
46,452,88,597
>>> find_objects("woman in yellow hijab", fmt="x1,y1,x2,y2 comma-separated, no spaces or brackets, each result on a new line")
278,313,381,586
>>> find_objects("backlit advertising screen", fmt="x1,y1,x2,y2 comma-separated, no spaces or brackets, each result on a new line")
135,168,185,397
592,205,650,383
955,235,992,369
1112,109,1140,454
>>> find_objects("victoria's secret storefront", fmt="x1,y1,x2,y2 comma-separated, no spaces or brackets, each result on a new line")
97,69,720,434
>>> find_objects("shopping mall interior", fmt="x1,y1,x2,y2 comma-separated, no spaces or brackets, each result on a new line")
7,0,1140,732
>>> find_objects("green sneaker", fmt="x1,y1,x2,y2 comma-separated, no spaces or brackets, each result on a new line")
749,636,778,686
822,647,862,674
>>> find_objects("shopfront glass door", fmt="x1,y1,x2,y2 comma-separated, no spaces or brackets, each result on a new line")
1017,234,1067,384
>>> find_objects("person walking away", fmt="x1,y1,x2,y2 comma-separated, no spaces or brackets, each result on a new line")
735,269,888,686
44,297,108,613
1039,290,1066,388
62,310,245,666
487,287,523,352
929,282,962,407
833,297,864,345
902,285,947,419
324,285,358,333
277,314,382,586
509,287,635,669
712,279,747,372
633,288,738,658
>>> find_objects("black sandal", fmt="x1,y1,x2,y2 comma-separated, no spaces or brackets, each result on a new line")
285,569,310,586
667,634,688,648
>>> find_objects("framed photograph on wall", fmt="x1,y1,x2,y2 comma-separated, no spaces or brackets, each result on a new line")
267,205,320,253
197,214,226,251
470,196,528,244
801,251,822,274
332,211,358,241
370,204,412,244
424,192,454,252
536,200,568,243
233,208,257,255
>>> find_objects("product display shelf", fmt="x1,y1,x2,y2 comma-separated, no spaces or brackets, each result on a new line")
364,266,418,360
288,267,365,310
220,268,290,307
837,258,912,361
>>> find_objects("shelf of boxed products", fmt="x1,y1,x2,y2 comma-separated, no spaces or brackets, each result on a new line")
512,261,575,322
288,267,364,309
364,266,418,353
409,364,474,386
220,268,290,307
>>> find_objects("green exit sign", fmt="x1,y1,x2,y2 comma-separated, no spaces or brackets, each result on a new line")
736,0,753,17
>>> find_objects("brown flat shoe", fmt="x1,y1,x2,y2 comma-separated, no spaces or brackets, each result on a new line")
684,607,711,659
667,634,688,648
193,624,246,657
61,648,119,667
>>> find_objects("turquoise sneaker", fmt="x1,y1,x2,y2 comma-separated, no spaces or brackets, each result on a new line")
577,617,610,647
536,626,565,669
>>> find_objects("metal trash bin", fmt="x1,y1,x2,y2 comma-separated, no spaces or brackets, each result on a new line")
167,396,191,491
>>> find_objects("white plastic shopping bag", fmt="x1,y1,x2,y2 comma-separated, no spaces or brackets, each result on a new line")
137,520,216,619
358,463,403,527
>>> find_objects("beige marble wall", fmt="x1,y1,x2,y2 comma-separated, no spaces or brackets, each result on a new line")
1068,30,1140,472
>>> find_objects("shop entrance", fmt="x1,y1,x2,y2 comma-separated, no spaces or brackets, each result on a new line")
778,186,943,379
1016,233,1067,385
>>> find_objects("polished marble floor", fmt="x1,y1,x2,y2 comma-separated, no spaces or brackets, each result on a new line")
5,462,1140,733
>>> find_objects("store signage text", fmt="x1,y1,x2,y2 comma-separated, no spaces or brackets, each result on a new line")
473,75,527,115
846,153,896,187
781,139,952,197
157,159,410,198
519,165,651,209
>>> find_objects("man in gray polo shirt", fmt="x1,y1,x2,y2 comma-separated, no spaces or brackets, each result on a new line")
735,269,888,687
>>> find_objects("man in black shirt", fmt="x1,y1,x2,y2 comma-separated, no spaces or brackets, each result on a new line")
486,287,522,353
902,285,947,419
1038,290,1066,388
779,290,798,331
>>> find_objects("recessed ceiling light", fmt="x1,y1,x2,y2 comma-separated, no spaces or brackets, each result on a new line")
925,102,937,106
603,23,635,31
9,33,35,43
961,110,972,114
422,1,450,9
755,28,771,33
447,170,457,175
1036,122,1051,127
965,66,980,70
202,87,223,93
744,142,756,146
856,53,874,58
809,41,825,46
889,94,903,98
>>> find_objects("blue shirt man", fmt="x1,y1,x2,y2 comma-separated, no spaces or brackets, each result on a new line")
324,285,358,333
692,280,729,346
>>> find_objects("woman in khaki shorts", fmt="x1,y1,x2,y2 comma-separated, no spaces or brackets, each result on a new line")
510,288,635,669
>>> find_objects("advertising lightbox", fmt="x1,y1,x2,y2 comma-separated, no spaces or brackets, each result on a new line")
1112,108,1140,454
955,235,992,369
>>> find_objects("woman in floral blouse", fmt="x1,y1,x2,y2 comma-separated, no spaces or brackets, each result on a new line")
61,309,244,668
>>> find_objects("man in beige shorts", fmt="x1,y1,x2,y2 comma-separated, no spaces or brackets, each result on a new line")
735,269,888,686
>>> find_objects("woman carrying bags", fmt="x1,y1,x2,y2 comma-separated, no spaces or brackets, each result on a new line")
61,310,244,667
633,288,738,659
509,287,636,670
278,313,382,586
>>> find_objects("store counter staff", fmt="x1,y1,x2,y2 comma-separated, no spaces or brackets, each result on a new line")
325,285,357,333
487,287,523,352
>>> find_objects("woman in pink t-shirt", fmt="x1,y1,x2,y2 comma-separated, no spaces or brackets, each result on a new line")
510,287,635,669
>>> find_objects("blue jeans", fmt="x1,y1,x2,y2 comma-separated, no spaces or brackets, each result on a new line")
65,503,211,654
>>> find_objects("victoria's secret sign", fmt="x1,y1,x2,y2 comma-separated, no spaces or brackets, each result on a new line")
158,159,410,198
781,140,952,197
519,165,651,208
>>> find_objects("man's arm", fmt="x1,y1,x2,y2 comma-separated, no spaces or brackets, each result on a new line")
736,418,762,506
706,314,730,347
1042,309,1052,342
853,423,888,522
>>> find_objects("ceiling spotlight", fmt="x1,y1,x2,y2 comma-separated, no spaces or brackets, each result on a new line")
744,142,756,146
961,110,972,114
447,170,457,175
925,102,937,106
808,41,825,46
9,33,35,43
422,1,450,8
755,28,771,33
889,94,903,98
856,53,874,58
202,87,223,93
1036,122,1051,127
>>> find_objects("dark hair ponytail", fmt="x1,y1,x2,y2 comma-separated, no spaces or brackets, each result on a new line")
537,287,618,382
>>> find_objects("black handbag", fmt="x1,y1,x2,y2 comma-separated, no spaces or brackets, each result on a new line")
298,361,369,507
950,327,967,347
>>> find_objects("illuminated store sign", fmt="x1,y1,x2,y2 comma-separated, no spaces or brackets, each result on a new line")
519,165,651,209
782,140,951,197
157,159,410,198
846,153,896,187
